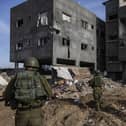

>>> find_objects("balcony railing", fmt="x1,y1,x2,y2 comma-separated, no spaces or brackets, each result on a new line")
119,39,126,61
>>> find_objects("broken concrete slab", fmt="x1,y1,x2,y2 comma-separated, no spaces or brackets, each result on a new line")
0,72,11,82
0,76,8,86
52,67,73,81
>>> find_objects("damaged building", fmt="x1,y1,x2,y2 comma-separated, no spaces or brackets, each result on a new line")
10,0,105,71
104,0,126,81
96,18,106,72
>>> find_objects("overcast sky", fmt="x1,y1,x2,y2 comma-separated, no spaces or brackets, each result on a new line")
0,0,105,68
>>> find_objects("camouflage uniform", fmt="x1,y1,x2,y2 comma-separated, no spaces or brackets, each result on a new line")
89,71,104,111
4,57,52,126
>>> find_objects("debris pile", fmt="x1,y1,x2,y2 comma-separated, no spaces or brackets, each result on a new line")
52,66,92,99
0,67,126,126
103,77,122,90
0,72,11,82
0,102,15,126
83,110,125,126
41,100,88,126
0,72,10,98
0,75,8,87
1,98,126,126
51,66,126,100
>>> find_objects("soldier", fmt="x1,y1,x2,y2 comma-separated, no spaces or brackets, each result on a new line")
89,70,104,111
4,57,52,126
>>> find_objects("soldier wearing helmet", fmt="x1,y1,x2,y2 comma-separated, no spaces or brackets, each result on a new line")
24,57,40,68
89,70,104,111
4,57,52,126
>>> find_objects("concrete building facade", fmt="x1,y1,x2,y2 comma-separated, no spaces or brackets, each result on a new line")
96,18,106,72
10,0,105,71
104,0,126,81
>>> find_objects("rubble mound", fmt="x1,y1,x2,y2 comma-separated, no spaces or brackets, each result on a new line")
0,73,10,98
41,100,88,126
0,68,126,126
84,110,125,126
0,102,15,126
0,98,126,126
40,99,126,126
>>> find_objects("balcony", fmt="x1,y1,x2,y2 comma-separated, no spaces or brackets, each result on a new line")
119,46,126,61
119,6,126,19
107,62,123,72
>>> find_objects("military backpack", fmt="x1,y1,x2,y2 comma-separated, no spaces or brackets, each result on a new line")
14,71,47,104
94,76,103,87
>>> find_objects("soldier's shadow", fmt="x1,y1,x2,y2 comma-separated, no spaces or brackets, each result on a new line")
101,103,126,122
86,100,126,122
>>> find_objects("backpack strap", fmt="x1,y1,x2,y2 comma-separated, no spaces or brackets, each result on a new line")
37,73,52,97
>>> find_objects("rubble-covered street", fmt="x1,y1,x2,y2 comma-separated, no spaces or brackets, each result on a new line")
0,68,126,126
1,0,126,125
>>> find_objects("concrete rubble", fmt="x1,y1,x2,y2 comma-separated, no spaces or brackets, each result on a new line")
52,67,92,99
0,76,8,86
52,66,125,100
0,72,10,97
0,72,11,82
0,67,126,126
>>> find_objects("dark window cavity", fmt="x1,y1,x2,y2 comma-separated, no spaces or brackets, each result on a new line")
81,43,88,50
37,37,48,47
120,40,125,47
16,43,23,51
62,37,70,46
108,56,118,61
91,25,94,29
92,46,95,50
109,34,118,40
81,20,88,29
25,39,31,47
37,12,48,27
16,19,24,28
29,16,31,20
108,14,117,20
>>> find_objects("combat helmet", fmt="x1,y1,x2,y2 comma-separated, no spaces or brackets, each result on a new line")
24,57,40,68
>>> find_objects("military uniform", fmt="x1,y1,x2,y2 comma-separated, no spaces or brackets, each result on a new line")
5,57,52,126
89,71,104,111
